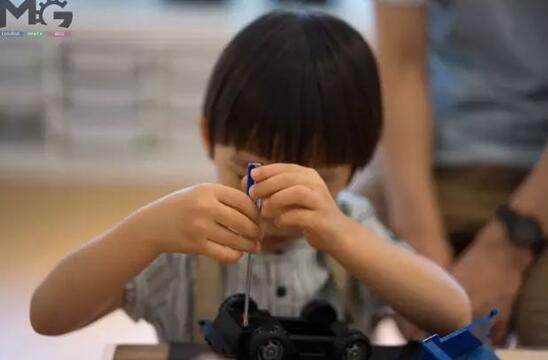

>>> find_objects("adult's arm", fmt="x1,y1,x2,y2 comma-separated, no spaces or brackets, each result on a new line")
373,1,452,266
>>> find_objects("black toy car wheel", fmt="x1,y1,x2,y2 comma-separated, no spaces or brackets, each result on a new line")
341,341,370,360
248,328,295,360
300,300,338,325
220,293,258,313
331,330,371,360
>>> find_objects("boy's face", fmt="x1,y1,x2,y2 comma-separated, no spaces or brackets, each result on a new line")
211,145,352,251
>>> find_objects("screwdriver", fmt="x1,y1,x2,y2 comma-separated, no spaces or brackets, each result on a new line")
243,162,262,327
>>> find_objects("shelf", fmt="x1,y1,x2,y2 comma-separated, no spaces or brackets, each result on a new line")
0,0,374,185
0,140,215,185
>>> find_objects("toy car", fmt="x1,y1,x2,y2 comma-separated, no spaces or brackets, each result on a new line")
199,293,372,360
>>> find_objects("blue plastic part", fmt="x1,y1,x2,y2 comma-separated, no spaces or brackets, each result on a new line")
421,309,501,360
246,163,262,207
246,163,260,196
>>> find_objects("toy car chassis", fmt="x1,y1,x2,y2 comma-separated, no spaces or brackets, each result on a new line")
199,293,372,360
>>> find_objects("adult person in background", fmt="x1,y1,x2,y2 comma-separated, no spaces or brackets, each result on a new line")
352,0,548,346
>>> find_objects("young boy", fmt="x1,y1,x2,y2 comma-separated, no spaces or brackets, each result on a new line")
30,10,471,343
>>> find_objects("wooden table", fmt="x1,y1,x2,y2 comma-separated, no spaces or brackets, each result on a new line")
105,344,548,360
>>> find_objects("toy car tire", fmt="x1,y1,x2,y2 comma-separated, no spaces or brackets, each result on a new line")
330,330,371,360
219,293,258,314
248,328,295,360
300,300,338,325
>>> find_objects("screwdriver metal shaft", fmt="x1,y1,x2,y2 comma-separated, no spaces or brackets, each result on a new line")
242,253,253,327
243,162,262,327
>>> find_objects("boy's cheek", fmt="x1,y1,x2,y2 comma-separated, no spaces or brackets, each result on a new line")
215,170,243,190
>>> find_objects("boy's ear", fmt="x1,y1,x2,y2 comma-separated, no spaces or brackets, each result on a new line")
200,117,212,159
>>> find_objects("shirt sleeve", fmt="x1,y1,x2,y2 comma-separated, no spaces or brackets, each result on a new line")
123,253,195,342
337,191,412,250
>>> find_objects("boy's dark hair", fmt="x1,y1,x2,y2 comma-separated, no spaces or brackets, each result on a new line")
203,10,382,169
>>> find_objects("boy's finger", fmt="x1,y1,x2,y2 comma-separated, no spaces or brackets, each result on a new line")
214,203,261,240
263,185,319,213
202,240,243,263
250,172,315,199
260,185,317,220
207,223,259,253
259,202,284,220
250,163,305,181
273,208,313,229
215,185,260,222
240,176,249,193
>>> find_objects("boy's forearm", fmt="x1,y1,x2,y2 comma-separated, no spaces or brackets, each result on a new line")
30,219,160,335
330,219,471,334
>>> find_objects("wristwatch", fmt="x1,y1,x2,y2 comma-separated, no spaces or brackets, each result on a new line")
496,204,546,256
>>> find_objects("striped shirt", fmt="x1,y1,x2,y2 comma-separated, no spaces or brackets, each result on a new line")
123,191,408,342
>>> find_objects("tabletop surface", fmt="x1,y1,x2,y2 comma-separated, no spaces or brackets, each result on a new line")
105,343,548,360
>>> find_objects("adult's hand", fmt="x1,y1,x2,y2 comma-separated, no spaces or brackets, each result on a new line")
452,222,533,345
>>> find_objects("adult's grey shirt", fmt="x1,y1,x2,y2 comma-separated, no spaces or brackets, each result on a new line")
383,0,548,168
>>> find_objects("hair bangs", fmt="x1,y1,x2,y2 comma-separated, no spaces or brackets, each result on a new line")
203,10,382,170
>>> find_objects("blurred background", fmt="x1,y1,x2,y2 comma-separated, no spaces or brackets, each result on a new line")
0,0,376,359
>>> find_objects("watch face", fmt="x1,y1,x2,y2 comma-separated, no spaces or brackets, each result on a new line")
513,218,542,247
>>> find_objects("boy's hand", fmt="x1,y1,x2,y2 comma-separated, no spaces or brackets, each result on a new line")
249,164,350,252
126,184,261,263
